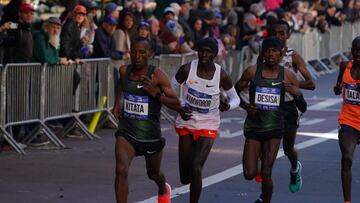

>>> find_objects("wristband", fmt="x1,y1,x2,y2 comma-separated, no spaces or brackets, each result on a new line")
154,91,162,101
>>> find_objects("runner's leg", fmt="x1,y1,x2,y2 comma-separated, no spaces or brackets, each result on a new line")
261,138,281,203
339,128,358,202
190,137,214,203
115,136,136,203
243,138,262,180
179,135,194,184
145,150,166,195
283,128,298,170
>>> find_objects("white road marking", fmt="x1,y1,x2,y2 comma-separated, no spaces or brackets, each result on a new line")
297,130,338,140
219,129,243,138
307,98,342,110
299,118,326,125
136,130,335,203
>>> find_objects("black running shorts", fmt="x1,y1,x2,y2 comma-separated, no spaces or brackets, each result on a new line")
115,132,165,156
283,101,301,130
339,124,360,140
244,129,284,141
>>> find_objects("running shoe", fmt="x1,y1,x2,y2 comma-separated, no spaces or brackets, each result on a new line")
289,161,302,193
254,194,263,203
158,182,171,203
255,174,263,183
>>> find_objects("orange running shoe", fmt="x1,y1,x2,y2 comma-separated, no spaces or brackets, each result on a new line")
158,182,171,203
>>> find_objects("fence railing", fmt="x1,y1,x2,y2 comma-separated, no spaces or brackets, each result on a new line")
1,22,358,155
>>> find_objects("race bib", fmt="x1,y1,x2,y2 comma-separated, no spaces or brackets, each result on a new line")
123,93,149,120
185,88,212,113
255,86,281,110
344,83,360,105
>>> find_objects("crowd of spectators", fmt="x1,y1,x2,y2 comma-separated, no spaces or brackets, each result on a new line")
0,0,359,65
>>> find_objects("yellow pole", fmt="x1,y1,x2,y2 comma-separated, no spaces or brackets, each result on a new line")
89,96,108,134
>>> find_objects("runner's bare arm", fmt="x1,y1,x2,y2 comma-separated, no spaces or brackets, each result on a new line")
284,69,301,97
285,68,307,112
112,65,126,119
174,63,191,84
292,51,316,90
143,69,191,120
235,65,255,93
235,65,257,115
334,61,347,95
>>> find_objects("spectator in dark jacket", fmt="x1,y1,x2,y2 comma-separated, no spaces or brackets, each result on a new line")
93,16,129,60
149,18,171,55
33,17,68,65
4,3,34,63
60,4,87,62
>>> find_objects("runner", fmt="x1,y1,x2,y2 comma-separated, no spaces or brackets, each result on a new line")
236,37,305,203
268,20,315,193
334,36,360,203
112,37,191,203
172,37,240,203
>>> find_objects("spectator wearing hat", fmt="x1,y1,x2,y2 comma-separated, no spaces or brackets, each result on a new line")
105,2,123,20
33,17,68,65
137,21,151,38
4,3,34,63
60,4,88,62
159,6,176,33
161,6,186,42
79,0,99,26
93,16,129,60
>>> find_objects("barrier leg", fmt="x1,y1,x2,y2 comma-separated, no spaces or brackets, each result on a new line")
57,121,77,139
73,115,100,139
41,122,66,148
0,126,26,155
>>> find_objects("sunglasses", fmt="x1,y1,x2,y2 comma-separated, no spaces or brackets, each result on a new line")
76,12,86,16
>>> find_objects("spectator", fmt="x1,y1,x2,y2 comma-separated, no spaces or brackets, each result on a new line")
222,25,238,50
60,4,87,62
190,17,204,46
33,17,68,65
342,0,357,22
148,18,172,55
239,12,261,51
176,0,193,47
265,0,283,11
4,3,34,64
93,16,128,60
104,2,123,20
326,5,343,26
113,11,136,67
0,5,12,64
79,0,99,25
160,19,179,53
137,21,151,38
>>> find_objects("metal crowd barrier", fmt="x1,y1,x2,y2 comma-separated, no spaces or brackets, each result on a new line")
0,59,116,154
288,22,360,76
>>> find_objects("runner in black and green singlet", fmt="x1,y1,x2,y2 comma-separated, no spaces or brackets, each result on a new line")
244,64,285,134
117,64,162,142
112,37,191,203
235,37,305,203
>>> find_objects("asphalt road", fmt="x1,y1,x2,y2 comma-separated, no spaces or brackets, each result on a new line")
1,71,359,203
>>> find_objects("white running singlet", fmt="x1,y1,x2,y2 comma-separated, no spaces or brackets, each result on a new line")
176,59,221,130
